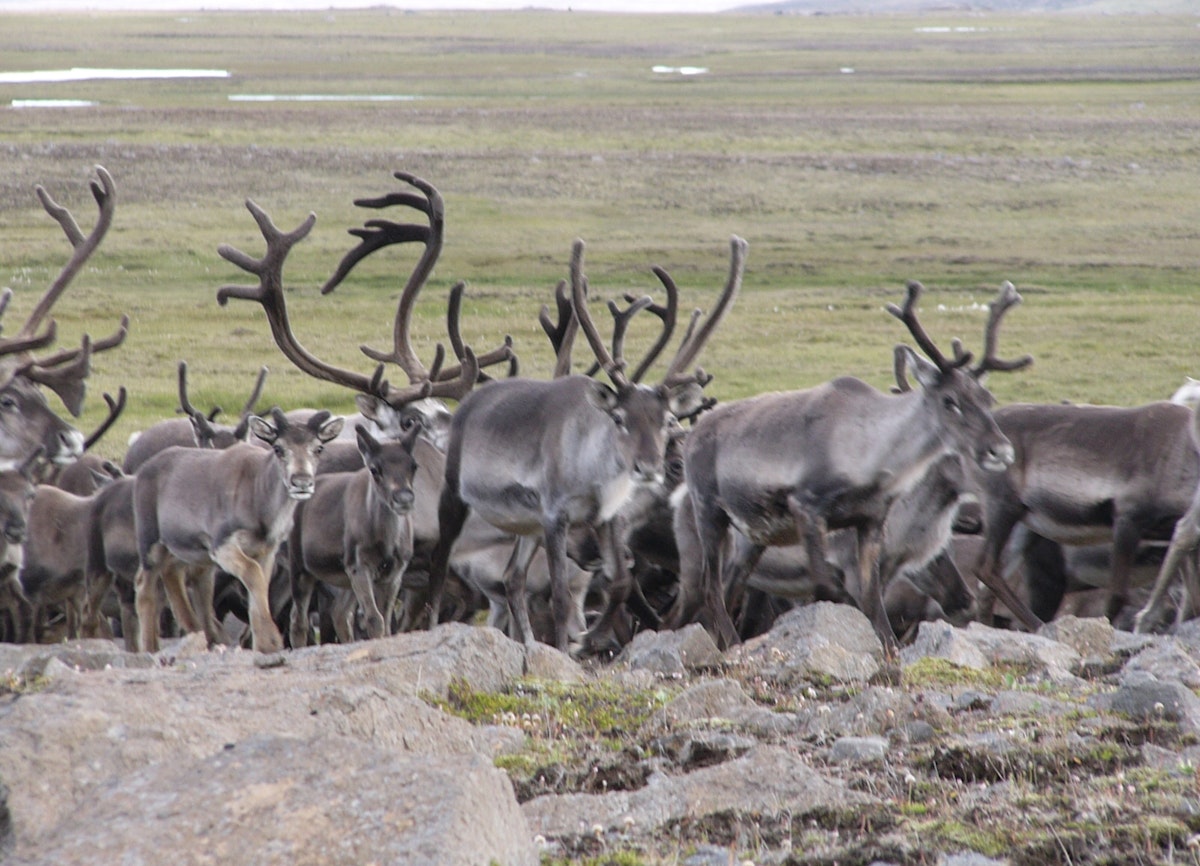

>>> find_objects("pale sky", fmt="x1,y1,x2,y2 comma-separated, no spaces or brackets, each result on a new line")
1,0,732,11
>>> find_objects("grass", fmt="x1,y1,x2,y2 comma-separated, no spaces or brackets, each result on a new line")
0,10,1197,459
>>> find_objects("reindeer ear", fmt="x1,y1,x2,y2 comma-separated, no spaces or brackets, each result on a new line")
899,346,942,391
247,414,278,444
318,415,345,443
355,393,385,422
355,423,380,463
666,381,706,419
583,380,619,413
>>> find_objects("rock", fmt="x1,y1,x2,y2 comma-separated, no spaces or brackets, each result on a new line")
0,627,531,858
1038,615,1114,660
617,623,722,675
14,734,536,866
726,602,884,685
939,853,1010,866
1097,672,1200,734
830,735,888,764
523,642,587,683
650,729,756,770
651,678,758,728
1121,639,1200,689
901,620,989,670
524,744,873,844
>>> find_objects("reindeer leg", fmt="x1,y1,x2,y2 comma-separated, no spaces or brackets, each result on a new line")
289,567,318,648
161,559,204,639
133,565,163,653
1135,507,1200,633
855,524,900,656
211,543,284,654
503,535,541,647
348,557,387,641
1108,516,1142,622
428,487,469,629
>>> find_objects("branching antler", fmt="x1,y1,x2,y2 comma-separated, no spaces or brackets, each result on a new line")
0,166,129,415
886,280,971,373
539,279,578,378
320,171,511,394
570,240,630,389
660,235,747,389
888,279,1032,383
971,280,1033,378
82,387,127,451
217,178,482,408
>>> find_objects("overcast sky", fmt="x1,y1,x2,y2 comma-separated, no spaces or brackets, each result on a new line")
2,0,732,11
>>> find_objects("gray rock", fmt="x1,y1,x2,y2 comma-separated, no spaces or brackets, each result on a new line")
1121,639,1200,689
523,642,587,683
901,620,989,669
0,627,530,858
650,729,756,769
726,602,884,685
830,735,888,763
963,621,1081,674
11,734,536,866
1097,672,1200,733
939,853,1010,866
1038,615,1114,659
524,744,872,843
651,678,757,728
618,623,722,675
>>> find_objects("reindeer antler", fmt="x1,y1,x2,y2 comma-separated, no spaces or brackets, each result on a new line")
539,279,578,378
0,166,129,415
82,387,127,451
321,171,511,395
972,280,1033,378
661,235,746,389
886,280,972,374
217,196,480,407
570,240,631,390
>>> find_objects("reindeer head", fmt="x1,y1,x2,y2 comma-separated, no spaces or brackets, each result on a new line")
890,280,1031,473
356,422,420,515
249,407,344,501
568,236,746,486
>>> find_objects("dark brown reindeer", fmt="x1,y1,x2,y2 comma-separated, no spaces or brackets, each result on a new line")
288,424,420,646
427,236,746,653
672,280,1032,651
215,172,514,635
975,400,1198,630
0,165,128,470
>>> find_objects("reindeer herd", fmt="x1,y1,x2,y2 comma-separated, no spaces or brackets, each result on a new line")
2,164,1199,659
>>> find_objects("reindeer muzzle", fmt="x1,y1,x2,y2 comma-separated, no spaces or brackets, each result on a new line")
288,476,316,500
390,488,416,514
979,441,1016,473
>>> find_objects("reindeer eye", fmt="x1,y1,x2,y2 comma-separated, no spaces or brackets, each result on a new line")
314,444,325,455
943,396,962,415
273,444,285,457
0,396,16,411
611,410,628,431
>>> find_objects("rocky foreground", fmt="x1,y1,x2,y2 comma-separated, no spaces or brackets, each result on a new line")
3,604,1200,865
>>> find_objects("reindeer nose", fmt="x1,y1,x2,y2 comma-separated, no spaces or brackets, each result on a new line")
980,441,1015,472
54,429,85,465
392,488,415,513
289,474,315,500
4,521,25,544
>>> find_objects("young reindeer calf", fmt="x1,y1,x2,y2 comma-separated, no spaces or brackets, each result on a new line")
132,408,343,654
289,424,420,646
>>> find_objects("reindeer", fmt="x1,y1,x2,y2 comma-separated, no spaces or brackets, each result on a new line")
0,165,128,471
0,453,41,642
672,280,1032,651
132,408,343,654
974,399,1197,629
122,362,265,473
427,236,745,653
215,172,514,633
288,424,420,646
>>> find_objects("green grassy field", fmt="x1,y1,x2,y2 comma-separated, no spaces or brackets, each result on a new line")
0,9,1197,459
